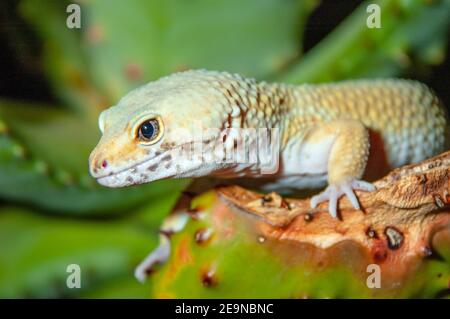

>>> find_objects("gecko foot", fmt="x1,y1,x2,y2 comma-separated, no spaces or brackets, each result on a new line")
310,179,376,218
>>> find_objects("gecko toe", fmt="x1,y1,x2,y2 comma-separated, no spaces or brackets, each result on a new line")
311,178,375,219
310,188,330,208
342,183,360,210
328,188,339,218
351,180,376,192
311,185,340,218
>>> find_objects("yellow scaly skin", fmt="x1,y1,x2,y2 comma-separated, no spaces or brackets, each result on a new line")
89,70,448,218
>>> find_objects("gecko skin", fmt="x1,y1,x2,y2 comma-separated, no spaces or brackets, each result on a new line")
89,70,449,218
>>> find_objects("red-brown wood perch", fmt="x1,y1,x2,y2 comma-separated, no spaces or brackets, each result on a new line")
142,151,449,296
217,151,450,272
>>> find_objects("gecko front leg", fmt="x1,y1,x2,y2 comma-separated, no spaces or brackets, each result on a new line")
305,119,376,218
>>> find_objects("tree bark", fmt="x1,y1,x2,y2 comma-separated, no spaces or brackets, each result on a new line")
217,151,450,264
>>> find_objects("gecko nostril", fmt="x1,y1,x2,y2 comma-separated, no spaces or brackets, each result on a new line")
101,160,108,168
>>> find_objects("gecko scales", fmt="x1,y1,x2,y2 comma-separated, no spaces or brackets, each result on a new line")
89,70,449,218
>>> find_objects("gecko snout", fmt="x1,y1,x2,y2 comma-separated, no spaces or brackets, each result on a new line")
89,150,110,178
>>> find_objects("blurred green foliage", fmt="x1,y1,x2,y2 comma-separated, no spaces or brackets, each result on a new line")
0,0,448,298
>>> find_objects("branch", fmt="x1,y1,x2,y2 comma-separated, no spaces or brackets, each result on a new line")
139,152,449,296
217,151,450,262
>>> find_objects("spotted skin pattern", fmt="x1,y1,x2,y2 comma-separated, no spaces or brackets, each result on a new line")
89,70,449,218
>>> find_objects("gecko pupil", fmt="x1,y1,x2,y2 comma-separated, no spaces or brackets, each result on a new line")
138,119,159,141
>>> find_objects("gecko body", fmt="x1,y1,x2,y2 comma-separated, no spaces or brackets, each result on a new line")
89,70,449,218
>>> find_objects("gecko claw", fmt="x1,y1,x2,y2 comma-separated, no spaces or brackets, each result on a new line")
310,179,376,218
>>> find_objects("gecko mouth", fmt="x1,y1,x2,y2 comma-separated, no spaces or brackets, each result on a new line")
95,149,174,187
95,138,216,187
95,150,168,180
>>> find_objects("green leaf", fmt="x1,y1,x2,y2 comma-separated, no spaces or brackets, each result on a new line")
83,0,317,101
20,0,317,108
0,206,161,298
279,0,450,83
20,0,104,113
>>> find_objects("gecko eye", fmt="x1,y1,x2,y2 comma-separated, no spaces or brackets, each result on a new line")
137,118,162,144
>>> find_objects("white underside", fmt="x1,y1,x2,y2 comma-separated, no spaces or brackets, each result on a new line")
97,134,336,191
260,134,334,191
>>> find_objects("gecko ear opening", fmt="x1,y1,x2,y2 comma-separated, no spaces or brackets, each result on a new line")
136,116,164,145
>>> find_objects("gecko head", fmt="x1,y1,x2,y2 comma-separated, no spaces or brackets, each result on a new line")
89,70,242,188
